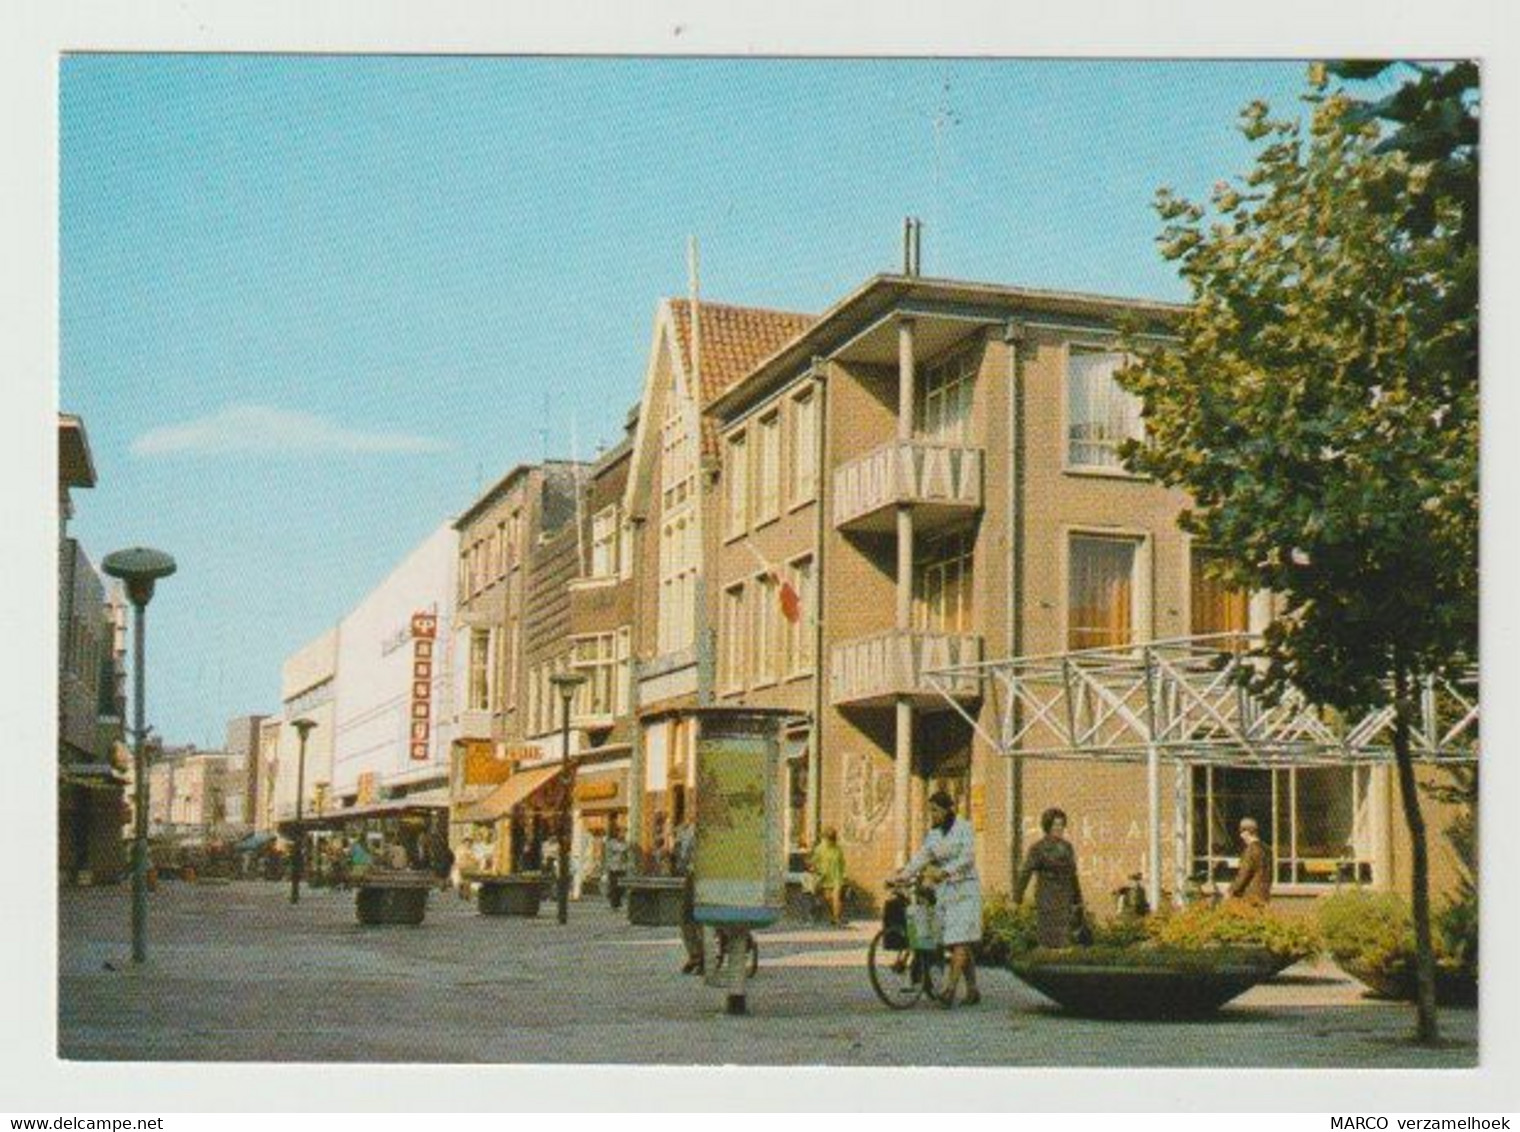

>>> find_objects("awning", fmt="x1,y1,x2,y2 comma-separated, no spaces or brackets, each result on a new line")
455,764,561,824
278,799,447,833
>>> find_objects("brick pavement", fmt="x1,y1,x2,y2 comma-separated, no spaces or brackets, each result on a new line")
57,881,1477,1066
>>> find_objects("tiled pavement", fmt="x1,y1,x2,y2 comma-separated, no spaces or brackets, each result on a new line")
57,881,1477,1066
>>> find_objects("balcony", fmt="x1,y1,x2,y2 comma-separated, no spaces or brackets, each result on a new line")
832,440,983,533
829,629,983,708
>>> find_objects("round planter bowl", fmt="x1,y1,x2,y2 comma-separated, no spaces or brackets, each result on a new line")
625,877,687,927
1337,959,1477,1007
477,878,545,918
1010,951,1292,1019
356,885,429,926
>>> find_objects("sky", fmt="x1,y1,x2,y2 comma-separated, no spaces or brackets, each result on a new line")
59,56,1370,747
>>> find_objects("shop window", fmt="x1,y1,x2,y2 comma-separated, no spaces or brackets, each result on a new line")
1191,765,1374,886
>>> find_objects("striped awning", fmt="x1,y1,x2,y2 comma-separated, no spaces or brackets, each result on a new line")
455,764,561,824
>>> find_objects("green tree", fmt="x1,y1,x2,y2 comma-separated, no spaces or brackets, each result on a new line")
1121,67,1477,1043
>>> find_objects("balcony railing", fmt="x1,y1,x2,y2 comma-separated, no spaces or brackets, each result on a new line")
832,439,983,532
829,629,983,708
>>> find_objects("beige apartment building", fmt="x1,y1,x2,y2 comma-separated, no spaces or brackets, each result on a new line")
707,273,1461,906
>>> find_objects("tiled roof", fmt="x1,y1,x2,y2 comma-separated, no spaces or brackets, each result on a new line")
666,298,815,457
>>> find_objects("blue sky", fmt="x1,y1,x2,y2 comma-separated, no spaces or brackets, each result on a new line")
60,56,1355,746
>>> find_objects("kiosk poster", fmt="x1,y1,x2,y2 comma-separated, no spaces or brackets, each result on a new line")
693,731,781,924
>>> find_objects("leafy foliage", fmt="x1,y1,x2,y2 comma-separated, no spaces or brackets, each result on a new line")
1146,901,1320,960
1016,945,1286,971
1317,888,1476,978
978,893,1040,965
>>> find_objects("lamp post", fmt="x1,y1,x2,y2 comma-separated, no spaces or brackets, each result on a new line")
289,718,317,904
100,546,176,966
548,670,588,926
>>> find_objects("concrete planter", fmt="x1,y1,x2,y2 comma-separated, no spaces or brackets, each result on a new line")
477,876,546,918
355,876,431,926
626,877,687,927
1010,949,1292,1019
1337,958,1478,1007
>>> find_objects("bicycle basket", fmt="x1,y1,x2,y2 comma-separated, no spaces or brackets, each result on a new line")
881,893,908,950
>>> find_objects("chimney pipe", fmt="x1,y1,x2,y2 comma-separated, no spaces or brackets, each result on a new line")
903,217,913,276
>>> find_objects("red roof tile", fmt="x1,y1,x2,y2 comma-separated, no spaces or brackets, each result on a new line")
666,298,815,458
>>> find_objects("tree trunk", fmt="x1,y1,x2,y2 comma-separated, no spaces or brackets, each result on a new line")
1392,666,1440,1044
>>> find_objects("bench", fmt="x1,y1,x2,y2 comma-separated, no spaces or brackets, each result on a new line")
355,870,433,925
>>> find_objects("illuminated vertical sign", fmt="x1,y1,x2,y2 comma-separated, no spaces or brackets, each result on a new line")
409,611,438,761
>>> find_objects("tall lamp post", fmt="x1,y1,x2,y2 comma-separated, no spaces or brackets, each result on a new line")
288,718,317,904
101,546,176,966
548,670,588,926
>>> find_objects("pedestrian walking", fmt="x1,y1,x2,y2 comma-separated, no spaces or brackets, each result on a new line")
1014,807,1086,948
809,827,848,927
673,817,704,975
895,790,983,1008
1228,817,1273,906
604,821,629,910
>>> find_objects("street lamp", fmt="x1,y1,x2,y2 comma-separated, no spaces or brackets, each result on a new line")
288,718,317,904
101,546,176,965
548,670,588,926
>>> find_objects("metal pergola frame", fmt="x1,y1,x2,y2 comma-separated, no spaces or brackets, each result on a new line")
924,632,1479,907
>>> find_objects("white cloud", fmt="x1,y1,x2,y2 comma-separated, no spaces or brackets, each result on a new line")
130,404,449,458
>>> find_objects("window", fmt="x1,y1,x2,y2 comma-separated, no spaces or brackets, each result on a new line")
658,513,698,655
467,629,491,711
1191,765,1374,886
915,530,975,634
591,505,623,578
1067,348,1141,469
504,617,520,709
754,571,778,684
791,388,818,504
572,633,618,721
660,375,696,512
919,347,977,444
785,555,815,675
722,583,746,690
495,521,508,582
755,410,782,524
457,552,469,604
614,626,631,716
725,431,748,536
1190,546,1250,639
1068,534,1140,650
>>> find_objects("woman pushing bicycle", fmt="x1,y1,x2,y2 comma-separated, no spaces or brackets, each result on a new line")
891,790,982,1008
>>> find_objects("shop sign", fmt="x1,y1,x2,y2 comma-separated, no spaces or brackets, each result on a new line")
356,771,379,806
463,740,513,786
574,779,620,803
410,611,437,761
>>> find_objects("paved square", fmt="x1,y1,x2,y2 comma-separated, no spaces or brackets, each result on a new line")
58,881,1477,1066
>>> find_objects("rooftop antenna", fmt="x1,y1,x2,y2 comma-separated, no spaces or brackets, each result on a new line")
902,216,922,277
929,69,960,275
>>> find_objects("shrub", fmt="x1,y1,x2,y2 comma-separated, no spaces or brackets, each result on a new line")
979,894,1039,965
1316,889,1417,972
1147,901,1320,960
1016,944,1289,971
1438,894,1478,974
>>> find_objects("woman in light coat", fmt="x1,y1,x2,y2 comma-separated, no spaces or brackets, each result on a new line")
897,790,983,1008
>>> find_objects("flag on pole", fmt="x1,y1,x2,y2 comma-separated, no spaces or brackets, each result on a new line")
743,540,804,625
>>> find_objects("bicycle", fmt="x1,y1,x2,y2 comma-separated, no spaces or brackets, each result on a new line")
712,927,760,978
867,877,946,1009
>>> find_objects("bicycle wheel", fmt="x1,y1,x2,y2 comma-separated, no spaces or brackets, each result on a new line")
919,947,947,1002
868,930,925,1009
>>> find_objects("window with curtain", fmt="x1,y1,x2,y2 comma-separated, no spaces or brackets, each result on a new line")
722,583,746,691
791,388,818,504
1190,545,1251,651
725,431,748,536
919,346,977,445
914,529,974,634
468,629,491,711
1066,348,1141,469
1067,534,1138,649
1191,765,1374,885
755,410,782,524
785,555,815,675
754,571,779,683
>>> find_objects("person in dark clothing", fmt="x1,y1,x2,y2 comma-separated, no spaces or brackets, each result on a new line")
673,819,704,975
1229,817,1273,905
1014,807,1085,948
